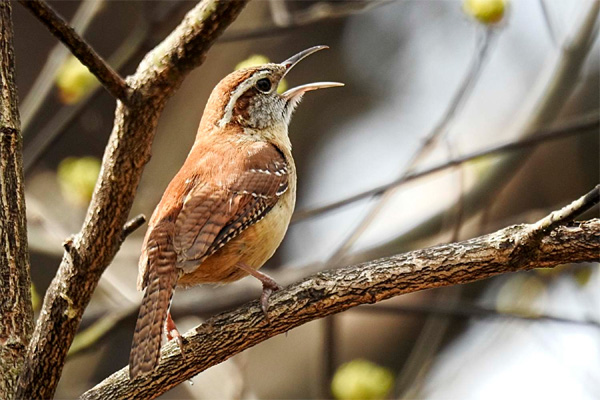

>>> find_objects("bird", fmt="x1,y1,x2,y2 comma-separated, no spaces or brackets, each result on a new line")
129,45,343,379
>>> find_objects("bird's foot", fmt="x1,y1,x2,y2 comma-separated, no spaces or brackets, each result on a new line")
235,263,283,323
165,311,185,360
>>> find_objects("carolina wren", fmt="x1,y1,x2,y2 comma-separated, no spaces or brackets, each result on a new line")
129,45,342,378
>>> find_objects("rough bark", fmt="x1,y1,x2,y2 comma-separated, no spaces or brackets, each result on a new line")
0,2,34,398
15,1,249,399
82,219,600,400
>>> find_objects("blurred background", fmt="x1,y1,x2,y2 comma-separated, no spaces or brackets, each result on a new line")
11,0,599,398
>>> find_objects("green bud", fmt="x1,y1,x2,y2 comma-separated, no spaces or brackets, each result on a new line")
31,283,41,312
463,0,506,24
331,359,394,400
57,156,101,206
55,56,99,104
573,265,593,287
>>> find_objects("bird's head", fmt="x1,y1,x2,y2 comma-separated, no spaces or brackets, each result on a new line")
202,46,343,132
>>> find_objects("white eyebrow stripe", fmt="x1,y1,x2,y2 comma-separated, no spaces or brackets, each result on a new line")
218,70,273,128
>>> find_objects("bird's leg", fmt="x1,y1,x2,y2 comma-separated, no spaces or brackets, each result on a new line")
165,311,185,359
236,263,282,321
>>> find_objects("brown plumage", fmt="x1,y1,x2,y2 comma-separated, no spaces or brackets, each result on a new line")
129,46,342,379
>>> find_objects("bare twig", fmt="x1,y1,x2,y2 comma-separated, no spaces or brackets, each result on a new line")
510,184,600,265
15,1,249,398
82,216,600,399
18,0,130,103
530,184,599,232
221,0,393,42
268,0,390,27
0,2,34,397
122,214,146,239
395,136,468,398
293,113,599,222
538,0,560,47
20,0,104,133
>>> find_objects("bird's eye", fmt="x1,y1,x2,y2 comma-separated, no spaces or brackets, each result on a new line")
256,78,272,93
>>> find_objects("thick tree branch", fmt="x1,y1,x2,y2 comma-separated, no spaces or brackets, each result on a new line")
0,2,34,398
16,1,249,398
18,0,130,103
83,211,599,399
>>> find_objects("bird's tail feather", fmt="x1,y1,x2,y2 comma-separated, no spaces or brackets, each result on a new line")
129,232,178,379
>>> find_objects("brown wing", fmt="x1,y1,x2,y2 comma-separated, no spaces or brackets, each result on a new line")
173,143,289,269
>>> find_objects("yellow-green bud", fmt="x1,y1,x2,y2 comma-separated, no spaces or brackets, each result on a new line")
331,359,394,400
573,265,593,287
463,0,506,24
57,156,101,206
55,56,99,104
31,283,41,312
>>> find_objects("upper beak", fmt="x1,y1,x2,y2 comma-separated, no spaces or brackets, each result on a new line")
280,45,344,100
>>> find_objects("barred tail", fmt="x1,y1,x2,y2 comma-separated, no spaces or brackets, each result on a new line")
129,231,178,379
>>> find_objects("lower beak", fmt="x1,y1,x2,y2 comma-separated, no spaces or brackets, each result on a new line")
282,82,344,100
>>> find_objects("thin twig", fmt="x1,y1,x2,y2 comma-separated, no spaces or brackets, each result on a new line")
538,0,560,47
220,0,393,42
20,0,104,134
122,214,146,239
529,184,600,232
395,137,468,397
510,184,600,265
18,0,129,103
292,113,599,222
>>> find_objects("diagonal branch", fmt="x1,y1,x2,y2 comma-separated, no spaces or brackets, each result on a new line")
82,212,600,399
0,2,34,397
18,0,130,103
20,0,105,133
15,1,249,398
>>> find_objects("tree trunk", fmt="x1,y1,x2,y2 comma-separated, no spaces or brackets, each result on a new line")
0,2,34,398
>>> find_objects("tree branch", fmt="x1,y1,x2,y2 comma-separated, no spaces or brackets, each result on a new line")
82,210,599,399
0,2,34,397
20,0,105,133
18,0,130,103
15,1,249,398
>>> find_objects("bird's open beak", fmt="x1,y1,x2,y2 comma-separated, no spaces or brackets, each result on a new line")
280,45,344,100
